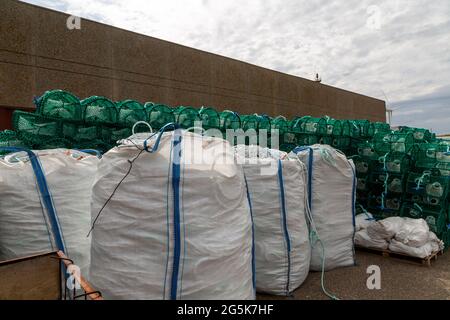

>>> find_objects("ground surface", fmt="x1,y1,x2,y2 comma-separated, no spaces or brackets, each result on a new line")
257,249,450,300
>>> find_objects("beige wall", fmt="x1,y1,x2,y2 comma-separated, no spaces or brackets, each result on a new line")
0,0,385,129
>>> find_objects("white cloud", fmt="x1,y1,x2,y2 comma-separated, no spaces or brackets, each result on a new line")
20,0,450,132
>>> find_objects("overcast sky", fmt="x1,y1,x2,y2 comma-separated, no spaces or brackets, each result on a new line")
22,0,450,133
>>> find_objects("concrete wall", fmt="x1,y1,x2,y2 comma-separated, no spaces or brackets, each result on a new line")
0,0,386,130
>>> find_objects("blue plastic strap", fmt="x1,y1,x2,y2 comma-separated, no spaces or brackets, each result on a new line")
76,149,102,158
170,129,182,300
277,160,291,294
0,147,66,253
144,122,179,153
243,173,256,291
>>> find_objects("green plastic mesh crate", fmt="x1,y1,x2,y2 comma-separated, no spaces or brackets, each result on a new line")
35,90,82,121
173,106,200,129
290,116,326,134
198,107,220,130
145,103,175,130
406,170,449,207
61,122,99,143
342,120,361,138
355,120,371,137
116,100,146,127
81,96,118,125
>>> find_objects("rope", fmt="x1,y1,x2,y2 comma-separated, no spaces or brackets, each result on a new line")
415,171,431,190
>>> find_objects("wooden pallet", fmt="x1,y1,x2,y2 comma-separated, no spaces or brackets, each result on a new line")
355,245,444,267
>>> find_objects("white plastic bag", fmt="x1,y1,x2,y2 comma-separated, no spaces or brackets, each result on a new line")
388,239,434,258
394,218,430,248
355,212,375,231
367,216,404,241
354,229,389,250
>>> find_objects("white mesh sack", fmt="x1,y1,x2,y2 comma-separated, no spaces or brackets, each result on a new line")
89,127,255,300
235,145,310,295
290,144,356,271
0,148,99,278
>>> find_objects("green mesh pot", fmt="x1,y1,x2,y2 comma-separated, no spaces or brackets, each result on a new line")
412,142,450,165
61,123,99,143
342,120,361,138
290,116,325,134
399,126,434,142
331,136,351,150
401,202,448,235
0,130,27,154
32,137,73,150
295,133,318,146
81,96,118,125
35,90,81,121
219,110,241,132
354,120,371,137
376,152,412,174
145,103,175,130
368,122,391,137
373,132,414,154
116,100,146,127
327,118,343,136
368,192,403,214
12,111,61,145
271,116,295,145
199,107,220,130
352,155,371,175
318,136,333,146
173,106,201,129
406,170,449,207
369,172,405,193
257,114,272,132
356,141,378,159
356,175,370,192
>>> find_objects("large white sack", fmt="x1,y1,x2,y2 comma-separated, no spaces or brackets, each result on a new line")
355,212,375,231
90,130,255,300
235,145,310,295
354,229,389,250
291,144,356,271
388,239,435,258
367,216,404,241
395,218,430,248
0,149,98,278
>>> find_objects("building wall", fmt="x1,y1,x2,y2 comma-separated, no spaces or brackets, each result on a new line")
0,0,386,130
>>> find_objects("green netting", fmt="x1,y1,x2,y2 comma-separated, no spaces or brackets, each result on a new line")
0,130,26,148
326,118,342,136
61,122,99,143
295,133,318,146
401,202,448,235
32,137,72,150
331,136,351,150
81,96,118,124
145,103,175,130
373,132,414,154
356,175,370,192
116,100,146,127
219,110,240,131
369,172,405,193
290,116,326,134
406,171,449,206
13,111,61,145
272,116,296,145
352,155,371,175
341,120,361,138
240,115,259,131
35,90,82,120
368,122,391,136
412,142,450,165
173,106,200,129
318,136,333,145
257,115,272,131
354,120,371,137
356,141,379,159
199,107,220,130
376,152,412,174
368,191,403,214
399,126,434,142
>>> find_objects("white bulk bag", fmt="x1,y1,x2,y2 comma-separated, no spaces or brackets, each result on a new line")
290,144,356,271
90,129,255,300
235,145,310,295
0,148,98,278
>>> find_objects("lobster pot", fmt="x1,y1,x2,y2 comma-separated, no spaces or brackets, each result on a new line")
90,130,255,300
0,149,99,278
235,145,310,296
291,144,356,271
